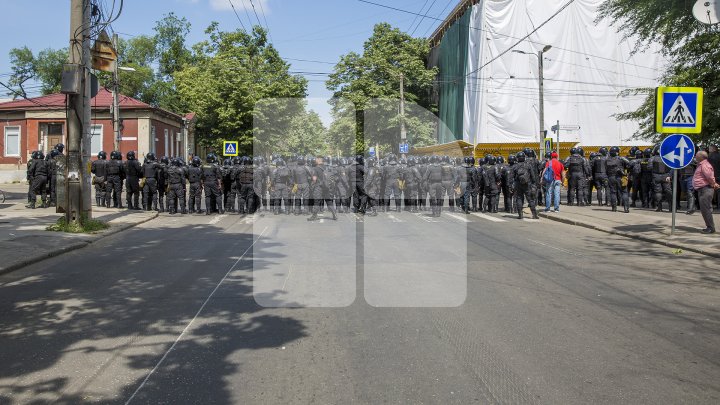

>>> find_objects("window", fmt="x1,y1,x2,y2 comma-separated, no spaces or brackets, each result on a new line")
90,124,103,155
4,126,20,157
151,126,157,154
164,129,169,156
47,123,63,135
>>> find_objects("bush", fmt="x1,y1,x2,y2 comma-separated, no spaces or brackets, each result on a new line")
47,216,109,234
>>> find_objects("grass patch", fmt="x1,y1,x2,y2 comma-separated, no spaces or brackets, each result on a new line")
47,216,110,234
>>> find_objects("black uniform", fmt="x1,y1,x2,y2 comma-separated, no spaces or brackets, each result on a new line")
142,161,160,211
512,160,539,219
565,154,586,206
382,161,403,212
27,158,49,208
423,161,444,217
187,164,203,213
201,163,224,214
591,156,609,206
482,163,500,213
606,156,630,213
309,164,337,220
292,162,312,215
165,164,187,214
351,160,368,214
650,155,672,211
91,159,108,207
125,159,143,209
106,159,125,208
236,163,255,214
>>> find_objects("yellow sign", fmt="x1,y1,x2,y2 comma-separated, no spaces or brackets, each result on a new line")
655,87,703,134
544,138,553,154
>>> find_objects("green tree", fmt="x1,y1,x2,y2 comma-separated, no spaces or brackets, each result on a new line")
286,109,328,156
5,47,68,97
599,0,720,144
175,24,307,154
327,23,438,153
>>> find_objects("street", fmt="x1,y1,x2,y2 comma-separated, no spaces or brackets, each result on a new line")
1,209,718,404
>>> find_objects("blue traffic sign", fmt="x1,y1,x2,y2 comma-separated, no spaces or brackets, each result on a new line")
223,141,239,157
399,143,409,154
369,147,376,157
660,134,696,170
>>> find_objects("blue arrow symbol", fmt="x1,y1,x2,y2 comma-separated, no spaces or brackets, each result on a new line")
663,137,692,165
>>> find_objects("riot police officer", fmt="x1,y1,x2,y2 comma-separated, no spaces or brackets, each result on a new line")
165,158,187,215
106,151,125,208
91,151,108,207
142,153,160,211
565,147,587,206
592,148,609,206
423,155,444,217
650,146,672,211
512,152,539,220
291,156,312,215
382,154,403,212
187,156,203,213
125,151,143,210
26,151,49,209
606,146,631,213
271,158,293,215
201,153,224,215
236,156,254,214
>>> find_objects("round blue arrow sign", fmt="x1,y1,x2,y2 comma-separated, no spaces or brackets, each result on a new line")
660,134,696,170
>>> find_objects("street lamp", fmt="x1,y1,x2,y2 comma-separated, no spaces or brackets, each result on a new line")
513,45,552,156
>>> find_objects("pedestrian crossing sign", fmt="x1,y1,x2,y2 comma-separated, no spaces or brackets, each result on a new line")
655,87,703,134
223,141,239,156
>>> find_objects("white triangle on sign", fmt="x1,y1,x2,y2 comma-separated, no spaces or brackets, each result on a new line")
663,95,695,125
226,144,236,154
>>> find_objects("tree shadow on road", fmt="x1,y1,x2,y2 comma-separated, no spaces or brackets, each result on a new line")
0,219,305,404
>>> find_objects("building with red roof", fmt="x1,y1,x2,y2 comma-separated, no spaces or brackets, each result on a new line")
0,88,196,172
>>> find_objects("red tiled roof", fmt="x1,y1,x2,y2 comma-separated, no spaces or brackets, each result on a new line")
0,88,152,111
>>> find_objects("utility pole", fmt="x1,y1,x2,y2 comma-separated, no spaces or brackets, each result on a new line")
112,32,121,152
66,0,92,224
399,73,407,157
538,50,545,158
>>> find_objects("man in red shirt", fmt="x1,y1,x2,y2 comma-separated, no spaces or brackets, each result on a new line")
693,151,720,234
542,152,565,212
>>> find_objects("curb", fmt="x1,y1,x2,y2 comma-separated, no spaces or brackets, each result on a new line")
0,212,159,276
539,212,720,259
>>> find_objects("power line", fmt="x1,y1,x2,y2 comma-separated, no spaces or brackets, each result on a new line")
411,0,439,36
406,0,431,33
422,0,455,38
466,0,576,78
255,0,273,42
356,0,660,72
238,0,255,29
283,57,336,65
226,0,248,31
247,0,269,37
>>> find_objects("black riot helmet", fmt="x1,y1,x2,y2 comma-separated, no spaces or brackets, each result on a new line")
110,150,121,160
355,154,364,165
516,151,526,162
442,155,450,163
192,156,202,166
276,158,286,167
37,151,45,160
54,143,65,154
570,147,578,155
407,157,415,167
388,153,397,163
643,148,652,158
599,147,608,156
161,156,169,165
577,147,585,157
206,153,216,164
609,146,620,157
223,158,231,166
467,156,475,166
231,156,240,165
50,149,60,159
545,151,552,159
98,151,107,160
635,149,643,158
30,151,38,160
497,156,505,164
126,151,136,160
629,146,639,156
173,158,183,166
455,157,463,166
146,152,156,162
367,157,376,167
242,156,252,165
488,155,497,165
589,152,598,160
523,147,533,158
508,154,516,165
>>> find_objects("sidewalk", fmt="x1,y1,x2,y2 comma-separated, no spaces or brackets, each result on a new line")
539,203,720,258
0,183,158,275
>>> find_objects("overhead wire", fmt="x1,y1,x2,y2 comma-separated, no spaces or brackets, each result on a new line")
410,0,439,37
255,0,273,42
226,0,248,31
356,0,660,73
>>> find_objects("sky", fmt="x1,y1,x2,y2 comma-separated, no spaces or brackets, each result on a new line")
0,0,457,124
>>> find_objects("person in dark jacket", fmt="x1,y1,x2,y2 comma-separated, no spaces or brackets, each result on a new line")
26,151,49,209
91,151,108,207
124,151,143,210
106,151,125,208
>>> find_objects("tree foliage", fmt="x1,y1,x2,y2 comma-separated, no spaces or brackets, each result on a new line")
327,23,438,154
5,46,68,98
174,25,307,154
600,0,720,145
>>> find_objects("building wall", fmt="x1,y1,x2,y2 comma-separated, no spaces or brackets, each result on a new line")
151,119,183,159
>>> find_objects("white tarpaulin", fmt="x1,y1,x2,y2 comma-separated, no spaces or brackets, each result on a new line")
462,0,664,146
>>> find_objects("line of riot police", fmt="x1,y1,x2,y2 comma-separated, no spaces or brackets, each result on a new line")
25,143,65,209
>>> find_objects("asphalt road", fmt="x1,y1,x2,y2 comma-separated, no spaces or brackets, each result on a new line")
0,207,718,404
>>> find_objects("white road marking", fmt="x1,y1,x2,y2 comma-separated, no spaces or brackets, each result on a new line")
125,226,268,405
446,213,471,223
208,214,226,225
471,212,507,223
387,213,404,223
282,264,294,292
